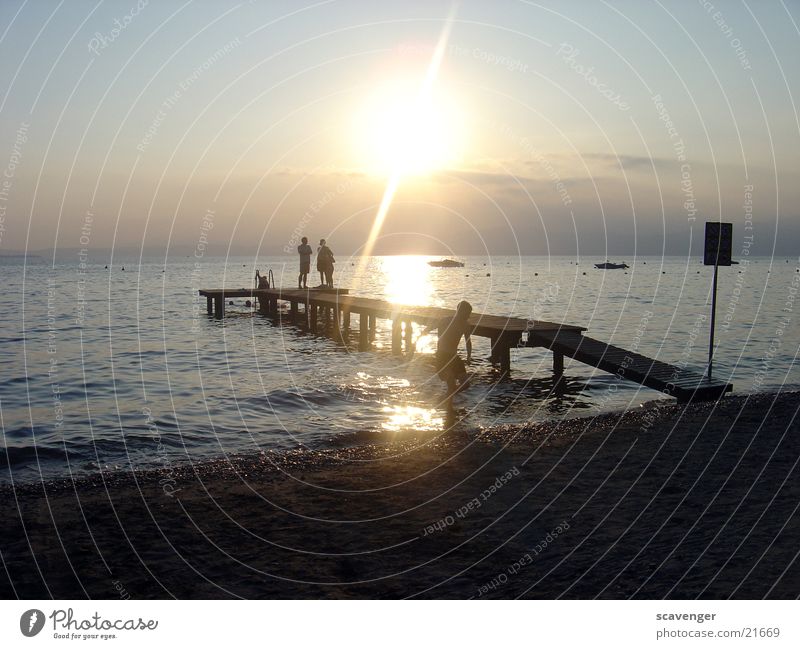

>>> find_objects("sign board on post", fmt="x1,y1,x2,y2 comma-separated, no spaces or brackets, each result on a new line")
704,222,733,266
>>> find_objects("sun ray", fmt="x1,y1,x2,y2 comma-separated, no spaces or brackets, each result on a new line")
352,8,457,291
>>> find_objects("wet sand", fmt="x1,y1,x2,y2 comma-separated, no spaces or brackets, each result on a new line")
1,391,799,599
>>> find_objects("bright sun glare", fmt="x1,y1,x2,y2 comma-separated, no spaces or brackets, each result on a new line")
354,80,466,176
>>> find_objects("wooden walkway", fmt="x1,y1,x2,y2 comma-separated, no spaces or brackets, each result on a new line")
198,286,732,403
529,330,732,403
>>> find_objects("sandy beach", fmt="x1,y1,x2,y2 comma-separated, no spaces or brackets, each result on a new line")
1,391,798,599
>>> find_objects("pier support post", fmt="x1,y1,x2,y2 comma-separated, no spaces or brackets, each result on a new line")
490,336,500,365
359,313,369,351
206,296,212,315
214,297,223,319
310,303,318,333
392,320,402,354
258,297,268,315
553,351,564,379
498,344,511,375
342,309,351,331
404,320,413,356
290,300,298,323
368,315,376,341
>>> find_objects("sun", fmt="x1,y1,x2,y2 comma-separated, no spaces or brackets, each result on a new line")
353,79,466,176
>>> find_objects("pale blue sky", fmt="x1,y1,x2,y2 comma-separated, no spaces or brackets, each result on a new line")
0,0,798,255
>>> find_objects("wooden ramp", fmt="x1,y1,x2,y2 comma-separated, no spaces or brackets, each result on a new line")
528,329,732,403
198,286,732,402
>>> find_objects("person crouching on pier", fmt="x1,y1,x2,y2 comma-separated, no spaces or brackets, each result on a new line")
434,300,473,409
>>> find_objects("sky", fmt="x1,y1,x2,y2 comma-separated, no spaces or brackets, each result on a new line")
0,0,798,257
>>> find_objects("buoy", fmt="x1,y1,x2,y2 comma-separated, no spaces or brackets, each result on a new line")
229,300,234,306
245,300,252,307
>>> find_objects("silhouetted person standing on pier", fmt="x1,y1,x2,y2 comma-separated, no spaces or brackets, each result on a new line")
434,300,473,410
297,236,312,289
317,239,335,288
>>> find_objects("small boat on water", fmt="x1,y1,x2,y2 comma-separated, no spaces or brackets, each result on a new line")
595,261,629,269
428,259,465,268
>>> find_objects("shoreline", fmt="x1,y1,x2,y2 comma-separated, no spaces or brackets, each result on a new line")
2,390,799,598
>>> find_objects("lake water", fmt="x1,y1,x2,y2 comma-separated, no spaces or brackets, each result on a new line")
1,254,798,482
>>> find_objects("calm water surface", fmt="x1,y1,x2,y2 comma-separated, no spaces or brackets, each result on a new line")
1,254,797,482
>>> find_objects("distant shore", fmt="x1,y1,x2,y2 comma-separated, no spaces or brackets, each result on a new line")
2,390,799,598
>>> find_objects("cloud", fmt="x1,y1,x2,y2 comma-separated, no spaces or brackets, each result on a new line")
581,152,677,171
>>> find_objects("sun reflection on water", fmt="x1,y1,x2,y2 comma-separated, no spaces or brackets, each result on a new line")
381,255,435,306
382,405,444,432
380,255,439,353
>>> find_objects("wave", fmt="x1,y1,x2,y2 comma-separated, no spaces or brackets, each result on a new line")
0,445,80,468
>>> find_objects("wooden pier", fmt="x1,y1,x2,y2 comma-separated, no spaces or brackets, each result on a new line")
198,287,732,403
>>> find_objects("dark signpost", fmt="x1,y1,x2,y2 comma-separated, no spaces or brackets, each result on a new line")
704,222,733,380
